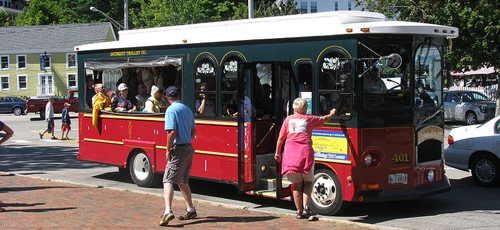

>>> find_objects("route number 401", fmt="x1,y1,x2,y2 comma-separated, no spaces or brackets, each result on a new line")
392,153,409,163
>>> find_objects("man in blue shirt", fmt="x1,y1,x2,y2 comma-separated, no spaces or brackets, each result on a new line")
159,86,197,226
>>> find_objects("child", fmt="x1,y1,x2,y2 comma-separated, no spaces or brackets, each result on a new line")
61,102,71,140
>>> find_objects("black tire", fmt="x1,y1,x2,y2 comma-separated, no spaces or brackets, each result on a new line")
465,111,477,125
471,155,499,187
13,107,22,116
129,151,161,187
39,109,46,120
309,168,347,215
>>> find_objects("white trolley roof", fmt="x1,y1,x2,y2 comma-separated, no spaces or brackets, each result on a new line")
75,11,458,52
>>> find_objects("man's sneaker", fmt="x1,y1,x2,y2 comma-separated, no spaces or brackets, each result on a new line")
51,137,58,140
178,210,197,220
39,133,43,139
158,212,175,226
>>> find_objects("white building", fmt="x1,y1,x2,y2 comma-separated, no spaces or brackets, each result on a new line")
277,0,366,13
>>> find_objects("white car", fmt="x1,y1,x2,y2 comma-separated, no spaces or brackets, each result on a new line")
444,115,500,186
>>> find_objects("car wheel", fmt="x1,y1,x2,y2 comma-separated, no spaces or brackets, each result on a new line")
309,168,347,215
39,109,46,120
465,111,477,125
471,155,499,186
13,107,22,116
129,151,161,187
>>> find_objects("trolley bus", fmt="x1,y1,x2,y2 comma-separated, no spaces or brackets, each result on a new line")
75,11,458,215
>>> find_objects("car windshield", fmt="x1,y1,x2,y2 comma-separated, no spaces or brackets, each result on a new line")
456,91,489,102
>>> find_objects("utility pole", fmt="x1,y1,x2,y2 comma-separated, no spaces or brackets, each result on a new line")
124,0,129,30
248,0,254,19
496,74,500,116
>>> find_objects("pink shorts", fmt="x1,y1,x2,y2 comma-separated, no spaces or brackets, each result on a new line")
61,123,71,132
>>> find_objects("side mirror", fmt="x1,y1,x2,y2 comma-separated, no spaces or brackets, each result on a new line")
380,53,402,69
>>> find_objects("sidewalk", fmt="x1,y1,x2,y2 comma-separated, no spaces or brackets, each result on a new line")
0,173,374,229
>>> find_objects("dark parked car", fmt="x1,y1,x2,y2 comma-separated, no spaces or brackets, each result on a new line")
0,96,27,116
444,90,496,125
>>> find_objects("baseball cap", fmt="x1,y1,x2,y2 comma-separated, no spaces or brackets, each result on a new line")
165,86,179,97
118,83,128,91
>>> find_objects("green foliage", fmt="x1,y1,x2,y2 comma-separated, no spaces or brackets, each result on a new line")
356,0,499,71
0,11,16,26
15,0,61,25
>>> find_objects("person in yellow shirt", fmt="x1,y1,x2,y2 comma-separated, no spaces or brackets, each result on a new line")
91,83,111,128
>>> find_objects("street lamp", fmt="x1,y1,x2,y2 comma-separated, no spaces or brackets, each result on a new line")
90,6,125,30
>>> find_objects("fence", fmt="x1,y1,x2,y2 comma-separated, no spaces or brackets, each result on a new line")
448,84,499,100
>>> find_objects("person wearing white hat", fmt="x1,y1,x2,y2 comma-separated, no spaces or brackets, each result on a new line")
143,85,163,113
112,83,137,112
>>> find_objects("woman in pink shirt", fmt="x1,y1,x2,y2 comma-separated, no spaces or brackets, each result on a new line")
275,98,336,219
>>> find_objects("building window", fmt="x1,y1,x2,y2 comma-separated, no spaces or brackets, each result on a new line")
67,73,77,88
311,2,317,13
335,1,339,11
17,55,27,70
18,75,27,90
348,1,352,10
1,55,9,70
300,2,307,13
40,53,51,70
39,73,54,96
1,76,10,90
67,53,76,69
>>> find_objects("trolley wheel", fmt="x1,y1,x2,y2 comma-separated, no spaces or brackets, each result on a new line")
13,107,23,116
129,151,161,187
310,168,347,215
471,154,499,187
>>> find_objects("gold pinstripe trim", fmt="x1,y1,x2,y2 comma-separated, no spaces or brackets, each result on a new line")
195,150,238,158
155,145,237,158
194,52,219,65
316,45,352,63
221,51,247,62
84,138,123,145
83,113,164,121
196,120,237,126
82,113,238,126
293,58,313,66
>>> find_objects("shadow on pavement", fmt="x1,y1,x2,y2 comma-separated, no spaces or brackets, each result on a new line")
170,216,277,227
0,144,110,172
341,176,500,224
0,186,75,193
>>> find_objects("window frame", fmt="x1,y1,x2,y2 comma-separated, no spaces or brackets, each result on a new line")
40,53,52,70
17,74,27,90
310,2,318,13
193,53,218,118
16,54,27,70
317,47,354,119
67,73,77,88
221,53,245,119
0,55,9,70
67,53,76,69
0,75,10,91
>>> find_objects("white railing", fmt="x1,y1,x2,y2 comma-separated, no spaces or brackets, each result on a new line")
448,84,499,100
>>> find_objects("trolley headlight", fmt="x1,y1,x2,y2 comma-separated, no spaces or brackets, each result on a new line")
364,154,373,166
427,169,435,182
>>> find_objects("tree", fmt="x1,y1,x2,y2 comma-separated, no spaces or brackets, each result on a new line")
0,11,16,26
355,0,499,71
15,0,62,25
